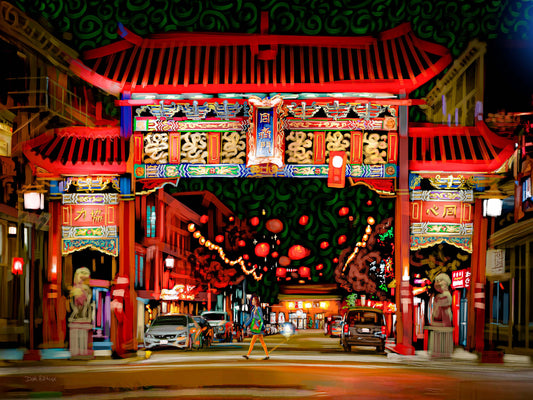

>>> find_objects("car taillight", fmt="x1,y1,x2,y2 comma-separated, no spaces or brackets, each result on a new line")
381,326,387,336
344,324,349,334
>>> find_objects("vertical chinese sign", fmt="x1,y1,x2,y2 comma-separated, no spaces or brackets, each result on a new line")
410,190,474,253
61,188,119,257
246,95,284,170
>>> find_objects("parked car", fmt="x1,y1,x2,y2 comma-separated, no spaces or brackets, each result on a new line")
330,315,344,337
192,315,214,348
144,314,201,350
201,311,232,342
340,307,387,353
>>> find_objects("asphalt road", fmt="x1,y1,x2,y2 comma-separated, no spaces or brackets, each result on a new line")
1,330,532,399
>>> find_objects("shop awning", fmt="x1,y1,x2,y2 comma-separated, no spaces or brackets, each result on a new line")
70,22,451,97
23,127,129,175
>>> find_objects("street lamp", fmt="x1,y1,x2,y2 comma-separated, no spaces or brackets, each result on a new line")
165,255,175,269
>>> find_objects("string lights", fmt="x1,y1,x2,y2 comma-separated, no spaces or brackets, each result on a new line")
342,216,376,273
187,223,264,281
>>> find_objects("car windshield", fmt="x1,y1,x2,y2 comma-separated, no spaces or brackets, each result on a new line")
152,315,187,326
202,313,226,321
347,311,382,325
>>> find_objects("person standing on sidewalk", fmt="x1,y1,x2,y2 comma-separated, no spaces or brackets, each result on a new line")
242,295,269,360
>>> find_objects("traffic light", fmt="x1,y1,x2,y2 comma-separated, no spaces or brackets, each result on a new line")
328,151,347,188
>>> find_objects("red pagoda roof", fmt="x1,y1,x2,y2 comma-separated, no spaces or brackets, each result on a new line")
409,121,515,173
23,127,129,175
70,22,451,97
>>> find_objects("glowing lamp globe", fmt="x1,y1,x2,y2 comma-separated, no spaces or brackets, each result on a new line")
319,241,329,249
338,206,349,216
250,216,260,226
200,215,209,224
298,215,309,225
266,218,283,233
254,242,270,258
288,245,310,260
271,251,279,258
367,216,375,225
237,239,246,247
187,223,196,232
243,254,249,260
337,235,347,245
316,264,324,270
298,266,311,278
215,234,224,243
333,257,339,263
276,267,287,278
279,256,291,266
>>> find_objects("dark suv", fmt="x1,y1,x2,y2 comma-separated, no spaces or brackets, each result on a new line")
340,307,387,353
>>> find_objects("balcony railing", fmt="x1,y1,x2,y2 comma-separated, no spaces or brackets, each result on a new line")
7,76,95,127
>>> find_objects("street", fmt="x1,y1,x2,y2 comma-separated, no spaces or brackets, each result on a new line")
0,331,532,399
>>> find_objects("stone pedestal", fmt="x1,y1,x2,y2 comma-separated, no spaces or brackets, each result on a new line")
425,326,454,358
69,321,94,359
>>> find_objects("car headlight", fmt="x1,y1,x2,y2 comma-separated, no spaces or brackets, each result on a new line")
145,334,153,338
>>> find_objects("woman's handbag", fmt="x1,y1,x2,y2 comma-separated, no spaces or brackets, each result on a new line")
250,309,263,334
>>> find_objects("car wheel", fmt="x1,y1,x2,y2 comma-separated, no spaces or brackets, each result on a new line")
376,345,384,353
343,343,351,352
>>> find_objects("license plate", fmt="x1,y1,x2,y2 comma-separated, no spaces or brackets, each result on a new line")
159,339,168,344
361,328,370,333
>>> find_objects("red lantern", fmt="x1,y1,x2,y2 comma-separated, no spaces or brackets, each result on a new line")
250,216,260,226
263,266,268,272
276,267,287,278
298,215,309,225
338,206,349,217
288,245,311,260
316,264,324,270
333,257,339,263
200,215,209,224
12,257,23,275
229,215,235,222
298,266,311,278
215,234,224,243
237,239,246,247
367,200,373,206
254,242,270,258
266,219,283,233
320,241,329,249
337,235,347,245
243,254,250,260
271,251,279,258
279,256,291,266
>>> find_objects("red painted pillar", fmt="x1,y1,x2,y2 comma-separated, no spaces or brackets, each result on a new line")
467,198,487,352
394,101,415,355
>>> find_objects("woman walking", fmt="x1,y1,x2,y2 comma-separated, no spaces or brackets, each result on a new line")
242,295,269,360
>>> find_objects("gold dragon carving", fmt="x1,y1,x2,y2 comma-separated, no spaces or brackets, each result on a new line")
181,132,208,164
286,131,314,164
221,131,246,164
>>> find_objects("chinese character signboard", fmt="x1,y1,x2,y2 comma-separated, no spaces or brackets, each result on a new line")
410,190,474,252
61,192,119,257
246,95,284,170
161,284,197,301
486,249,506,276
452,268,471,289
